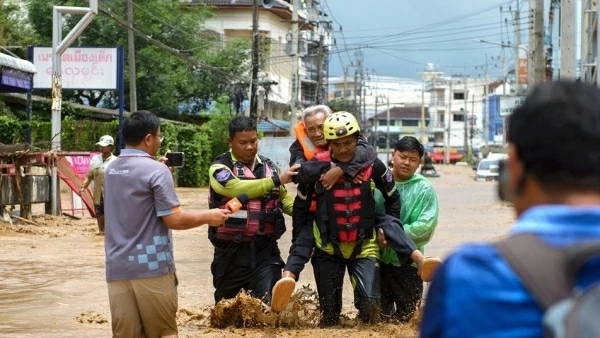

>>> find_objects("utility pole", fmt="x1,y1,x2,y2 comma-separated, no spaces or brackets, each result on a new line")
386,95,391,164
289,0,300,136
559,0,576,79
463,75,469,159
342,65,348,102
484,54,489,147
501,55,507,146
362,74,369,125
581,0,597,84
127,0,137,112
374,93,379,150
471,94,475,155
360,62,365,123
315,33,325,103
530,0,545,84
444,78,452,164
353,67,358,114
250,0,260,120
501,56,507,96
420,76,426,145
353,48,364,121
514,0,521,94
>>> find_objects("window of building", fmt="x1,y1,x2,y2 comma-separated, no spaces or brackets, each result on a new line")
453,114,465,122
345,89,352,97
453,92,465,100
402,120,419,127
379,119,396,126
334,90,342,98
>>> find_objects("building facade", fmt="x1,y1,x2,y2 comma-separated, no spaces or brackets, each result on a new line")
187,0,331,123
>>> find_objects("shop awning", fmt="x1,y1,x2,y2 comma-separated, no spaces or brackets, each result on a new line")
0,52,36,93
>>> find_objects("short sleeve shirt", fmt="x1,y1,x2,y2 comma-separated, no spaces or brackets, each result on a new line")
87,153,116,205
103,149,180,281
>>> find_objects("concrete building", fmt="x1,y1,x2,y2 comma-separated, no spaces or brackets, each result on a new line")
328,75,429,121
186,0,331,123
367,106,429,151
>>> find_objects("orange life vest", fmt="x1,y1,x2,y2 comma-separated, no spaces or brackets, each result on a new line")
294,121,327,213
293,121,327,162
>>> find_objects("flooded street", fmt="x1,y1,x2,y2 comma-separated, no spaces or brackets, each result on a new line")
0,165,514,337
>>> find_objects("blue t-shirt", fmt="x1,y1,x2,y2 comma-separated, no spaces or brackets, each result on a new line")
421,205,600,338
103,149,180,281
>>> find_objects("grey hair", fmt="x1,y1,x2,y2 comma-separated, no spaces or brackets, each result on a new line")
302,105,332,122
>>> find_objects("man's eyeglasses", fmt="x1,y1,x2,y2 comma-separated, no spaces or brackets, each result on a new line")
152,133,164,142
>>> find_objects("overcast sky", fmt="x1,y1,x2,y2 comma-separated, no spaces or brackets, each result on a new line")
322,0,528,80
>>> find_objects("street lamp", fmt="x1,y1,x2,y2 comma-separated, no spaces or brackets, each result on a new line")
474,39,529,95
473,39,529,57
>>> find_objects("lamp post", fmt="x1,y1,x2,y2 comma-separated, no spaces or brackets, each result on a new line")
474,39,530,94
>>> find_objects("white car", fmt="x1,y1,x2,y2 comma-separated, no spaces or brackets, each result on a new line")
475,159,501,181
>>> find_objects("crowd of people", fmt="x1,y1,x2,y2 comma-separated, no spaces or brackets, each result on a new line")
93,80,599,338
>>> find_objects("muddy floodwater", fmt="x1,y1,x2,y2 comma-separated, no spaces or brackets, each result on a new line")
0,166,514,337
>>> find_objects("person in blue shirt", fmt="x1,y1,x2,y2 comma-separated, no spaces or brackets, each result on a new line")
420,81,600,337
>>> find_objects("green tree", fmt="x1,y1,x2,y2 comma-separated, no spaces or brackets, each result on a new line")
327,99,359,115
27,0,250,119
0,1,40,59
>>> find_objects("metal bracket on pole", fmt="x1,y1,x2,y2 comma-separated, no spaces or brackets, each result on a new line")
50,0,98,215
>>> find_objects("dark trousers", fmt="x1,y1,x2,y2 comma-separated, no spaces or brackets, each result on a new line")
380,263,423,322
312,249,381,327
211,252,283,304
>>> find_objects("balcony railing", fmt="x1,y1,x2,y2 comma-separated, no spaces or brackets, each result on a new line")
428,121,445,131
429,99,445,107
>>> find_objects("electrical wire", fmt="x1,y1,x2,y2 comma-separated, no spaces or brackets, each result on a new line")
356,0,515,46
339,18,529,42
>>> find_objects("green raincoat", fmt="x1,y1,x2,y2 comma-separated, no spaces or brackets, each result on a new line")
374,173,439,266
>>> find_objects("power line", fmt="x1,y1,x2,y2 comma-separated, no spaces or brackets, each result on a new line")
85,0,249,85
357,0,515,46
340,14,510,33
339,18,529,42
328,27,528,55
322,0,352,66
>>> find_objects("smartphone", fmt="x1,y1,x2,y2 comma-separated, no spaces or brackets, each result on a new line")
497,160,511,202
165,152,185,168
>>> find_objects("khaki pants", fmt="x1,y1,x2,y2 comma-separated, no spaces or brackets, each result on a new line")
107,272,178,338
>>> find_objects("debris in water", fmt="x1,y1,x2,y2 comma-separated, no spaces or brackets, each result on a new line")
210,285,321,329
177,307,209,326
76,311,108,324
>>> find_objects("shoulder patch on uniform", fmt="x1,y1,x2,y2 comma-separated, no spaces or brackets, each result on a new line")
215,169,232,183
385,169,393,183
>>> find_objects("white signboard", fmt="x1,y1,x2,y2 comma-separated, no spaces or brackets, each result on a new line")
32,47,118,90
499,96,526,117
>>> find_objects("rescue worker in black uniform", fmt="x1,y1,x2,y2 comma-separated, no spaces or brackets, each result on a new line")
283,112,412,326
207,116,299,304
285,105,377,282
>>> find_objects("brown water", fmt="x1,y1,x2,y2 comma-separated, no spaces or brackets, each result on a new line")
0,166,513,337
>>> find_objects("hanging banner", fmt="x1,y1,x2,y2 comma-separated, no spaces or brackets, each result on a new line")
518,46,528,85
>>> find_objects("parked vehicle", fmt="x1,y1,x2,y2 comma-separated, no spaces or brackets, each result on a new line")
475,159,501,181
422,168,440,178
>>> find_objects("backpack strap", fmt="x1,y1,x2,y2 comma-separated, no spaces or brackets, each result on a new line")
495,233,573,309
564,241,600,277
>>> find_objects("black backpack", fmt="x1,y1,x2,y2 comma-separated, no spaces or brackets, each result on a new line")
496,233,600,338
